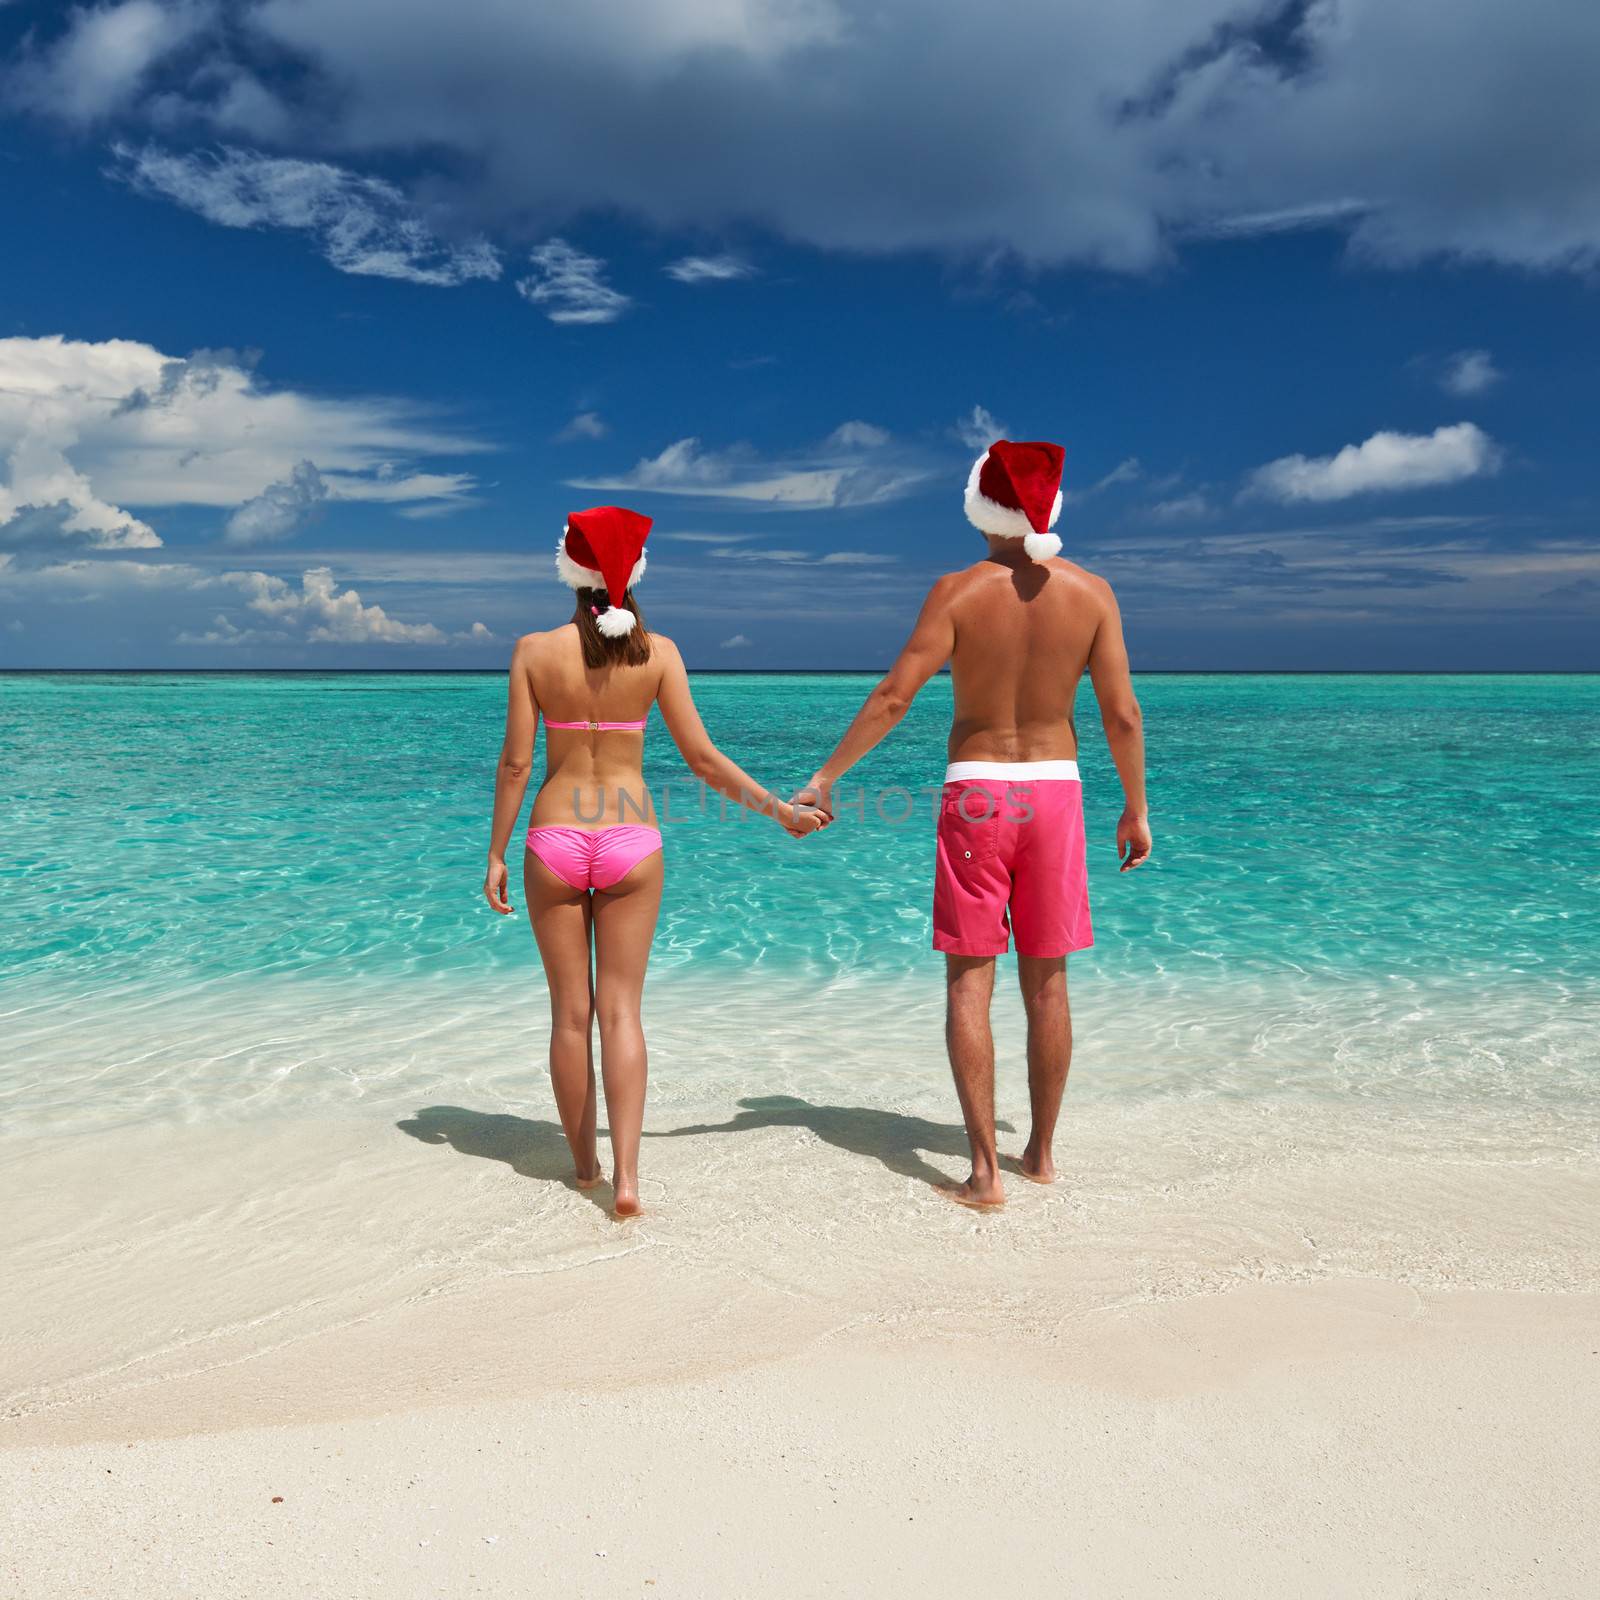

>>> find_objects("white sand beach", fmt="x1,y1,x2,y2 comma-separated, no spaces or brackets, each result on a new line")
4,1040,1597,1598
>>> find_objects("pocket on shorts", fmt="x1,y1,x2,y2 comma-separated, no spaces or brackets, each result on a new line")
939,784,1001,865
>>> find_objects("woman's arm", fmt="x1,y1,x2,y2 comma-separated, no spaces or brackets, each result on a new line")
483,638,540,913
655,636,823,834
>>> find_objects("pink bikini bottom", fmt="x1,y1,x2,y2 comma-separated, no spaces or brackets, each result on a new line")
525,825,663,891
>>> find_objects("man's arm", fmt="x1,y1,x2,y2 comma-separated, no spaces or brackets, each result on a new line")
1086,581,1151,871
805,575,958,807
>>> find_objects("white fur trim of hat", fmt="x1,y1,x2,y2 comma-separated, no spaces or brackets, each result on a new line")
963,453,1063,561
555,534,648,593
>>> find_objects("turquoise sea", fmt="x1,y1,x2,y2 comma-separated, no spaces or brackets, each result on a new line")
4,671,1598,1429
3,671,1598,1133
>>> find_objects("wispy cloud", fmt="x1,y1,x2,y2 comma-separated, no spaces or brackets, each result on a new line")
720,632,752,648
1092,523,1600,627
665,253,755,284
824,421,890,450
1065,456,1143,505
954,405,1007,451
112,143,503,287
1190,199,1371,238
1095,457,1142,490
1439,349,1503,397
554,411,609,442
1243,423,1500,503
1147,491,1214,522
516,239,630,324
569,428,929,511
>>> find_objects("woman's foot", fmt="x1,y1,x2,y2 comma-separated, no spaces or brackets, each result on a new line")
611,1173,643,1218
573,1162,604,1190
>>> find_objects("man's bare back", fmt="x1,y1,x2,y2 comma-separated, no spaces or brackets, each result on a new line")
940,550,1113,765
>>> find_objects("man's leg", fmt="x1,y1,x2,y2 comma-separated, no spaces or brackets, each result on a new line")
942,954,1004,1207
1016,955,1070,1183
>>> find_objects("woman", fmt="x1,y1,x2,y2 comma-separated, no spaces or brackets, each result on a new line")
482,506,823,1217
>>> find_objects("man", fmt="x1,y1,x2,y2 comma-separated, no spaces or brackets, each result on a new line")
803,439,1150,1209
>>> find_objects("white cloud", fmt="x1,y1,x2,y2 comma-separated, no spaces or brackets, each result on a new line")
223,565,446,643
1439,350,1503,397
665,254,756,284
6,1,211,125
720,633,752,649
570,432,928,510
174,610,283,647
1245,424,1501,504
0,336,485,549
515,240,630,324
825,420,890,450
224,459,327,544
1095,457,1141,490
1192,200,1372,239
954,406,1007,451
113,143,502,287
1148,492,1213,522
555,411,609,442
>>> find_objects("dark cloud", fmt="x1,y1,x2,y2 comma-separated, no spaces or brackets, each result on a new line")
9,1,1599,272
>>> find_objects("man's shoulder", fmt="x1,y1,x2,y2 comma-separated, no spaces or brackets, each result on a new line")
1053,557,1114,597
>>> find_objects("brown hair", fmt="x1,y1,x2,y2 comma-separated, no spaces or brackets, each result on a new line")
574,588,652,668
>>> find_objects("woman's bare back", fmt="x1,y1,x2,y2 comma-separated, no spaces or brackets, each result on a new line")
523,623,663,828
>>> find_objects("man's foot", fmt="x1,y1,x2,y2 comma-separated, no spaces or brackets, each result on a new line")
936,1175,1006,1211
1018,1143,1057,1184
611,1176,643,1218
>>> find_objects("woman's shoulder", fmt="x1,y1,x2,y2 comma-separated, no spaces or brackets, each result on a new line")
513,623,577,654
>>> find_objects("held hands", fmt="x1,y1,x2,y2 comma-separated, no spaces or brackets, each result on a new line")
1117,808,1152,872
779,774,837,839
483,855,513,913
779,799,830,838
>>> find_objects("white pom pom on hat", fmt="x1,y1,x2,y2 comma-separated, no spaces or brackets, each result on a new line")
964,439,1066,562
557,506,652,635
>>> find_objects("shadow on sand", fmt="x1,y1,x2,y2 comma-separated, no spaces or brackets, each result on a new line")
395,1105,612,1212
644,1094,1011,1192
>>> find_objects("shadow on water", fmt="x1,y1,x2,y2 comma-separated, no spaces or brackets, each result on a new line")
395,1105,612,1213
644,1094,1012,1192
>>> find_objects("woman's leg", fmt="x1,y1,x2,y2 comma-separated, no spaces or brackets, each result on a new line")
590,851,664,1216
524,851,601,1187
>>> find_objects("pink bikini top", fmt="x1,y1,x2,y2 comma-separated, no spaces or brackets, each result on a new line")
544,715,648,731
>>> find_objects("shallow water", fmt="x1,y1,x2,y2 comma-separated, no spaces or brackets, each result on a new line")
3,671,1598,1128
4,672,1598,1428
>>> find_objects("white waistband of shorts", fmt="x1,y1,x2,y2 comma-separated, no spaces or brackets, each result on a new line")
944,759,1080,783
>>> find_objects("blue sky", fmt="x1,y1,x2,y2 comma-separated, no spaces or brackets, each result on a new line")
2,0,1597,669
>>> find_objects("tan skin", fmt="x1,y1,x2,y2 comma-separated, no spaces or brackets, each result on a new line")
803,537,1150,1210
484,619,826,1217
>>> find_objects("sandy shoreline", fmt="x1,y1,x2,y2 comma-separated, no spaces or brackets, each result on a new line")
4,1282,1596,1598
4,1091,1598,1595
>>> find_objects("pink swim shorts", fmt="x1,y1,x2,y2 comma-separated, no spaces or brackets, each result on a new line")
933,761,1093,959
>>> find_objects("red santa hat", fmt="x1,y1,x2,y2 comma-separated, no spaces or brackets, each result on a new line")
556,505,652,638
963,439,1066,562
